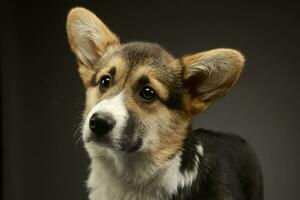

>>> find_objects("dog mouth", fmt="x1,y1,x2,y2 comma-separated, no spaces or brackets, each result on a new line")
85,133,114,147
118,137,143,152
85,132,143,153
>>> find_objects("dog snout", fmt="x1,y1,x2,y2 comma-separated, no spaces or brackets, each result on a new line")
89,112,116,136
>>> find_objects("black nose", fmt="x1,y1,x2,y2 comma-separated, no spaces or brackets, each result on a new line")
89,113,116,136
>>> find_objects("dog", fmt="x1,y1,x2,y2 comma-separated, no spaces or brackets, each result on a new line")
66,7,263,200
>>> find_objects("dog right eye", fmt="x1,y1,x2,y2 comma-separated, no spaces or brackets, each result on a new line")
139,86,156,102
99,75,111,89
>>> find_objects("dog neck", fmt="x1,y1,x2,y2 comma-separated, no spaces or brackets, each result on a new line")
86,129,204,200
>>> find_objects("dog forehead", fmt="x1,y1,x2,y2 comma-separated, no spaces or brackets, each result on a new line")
119,42,181,83
94,42,182,89
121,42,174,69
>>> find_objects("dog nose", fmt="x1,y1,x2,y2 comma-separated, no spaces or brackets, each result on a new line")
89,113,116,136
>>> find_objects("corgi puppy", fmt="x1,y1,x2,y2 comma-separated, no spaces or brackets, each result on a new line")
66,7,263,200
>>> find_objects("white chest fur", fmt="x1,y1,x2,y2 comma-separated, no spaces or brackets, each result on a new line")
87,157,169,200
86,145,203,200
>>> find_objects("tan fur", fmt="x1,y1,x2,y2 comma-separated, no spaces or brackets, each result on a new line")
182,96,210,116
78,63,95,87
84,87,100,118
151,112,190,166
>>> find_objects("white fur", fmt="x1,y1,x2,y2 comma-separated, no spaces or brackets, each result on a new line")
82,91,128,143
163,144,204,194
87,152,165,200
198,144,204,156
86,144,205,200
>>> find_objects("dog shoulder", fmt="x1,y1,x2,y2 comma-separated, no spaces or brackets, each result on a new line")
171,129,261,200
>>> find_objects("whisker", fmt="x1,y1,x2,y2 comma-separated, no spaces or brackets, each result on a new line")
72,120,84,145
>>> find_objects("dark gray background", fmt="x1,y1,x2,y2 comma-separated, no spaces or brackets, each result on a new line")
2,1,299,200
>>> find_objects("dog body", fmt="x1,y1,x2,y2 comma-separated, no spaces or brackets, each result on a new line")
66,8,263,200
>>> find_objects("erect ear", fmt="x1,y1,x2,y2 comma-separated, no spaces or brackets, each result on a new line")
66,7,120,86
179,48,245,114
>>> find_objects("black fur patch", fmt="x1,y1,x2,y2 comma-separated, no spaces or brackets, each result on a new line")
137,75,150,86
162,84,184,110
122,110,136,139
108,67,116,79
120,110,144,153
179,129,201,173
171,129,263,200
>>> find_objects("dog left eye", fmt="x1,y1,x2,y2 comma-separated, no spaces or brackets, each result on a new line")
100,75,111,89
140,86,156,101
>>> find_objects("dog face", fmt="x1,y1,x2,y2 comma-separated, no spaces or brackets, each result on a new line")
67,8,244,164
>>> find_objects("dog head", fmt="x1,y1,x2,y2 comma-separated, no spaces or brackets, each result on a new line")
66,7,244,164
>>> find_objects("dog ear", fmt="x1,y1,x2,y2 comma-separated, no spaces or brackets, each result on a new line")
179,48,245,114
66,7,120,86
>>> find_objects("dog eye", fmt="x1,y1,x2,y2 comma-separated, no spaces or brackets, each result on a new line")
140,86,156,101
99,75,111,89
